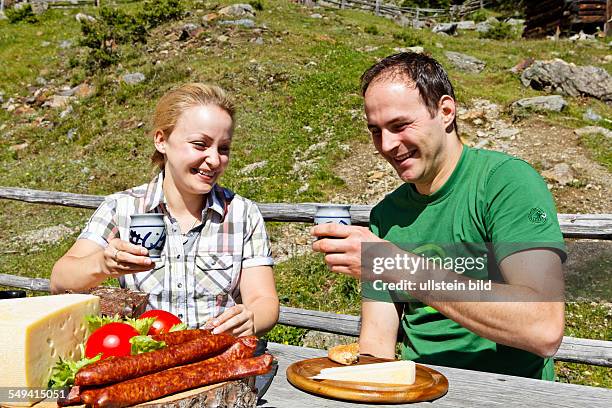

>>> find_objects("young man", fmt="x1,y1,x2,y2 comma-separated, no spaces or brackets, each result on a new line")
311,53,566,379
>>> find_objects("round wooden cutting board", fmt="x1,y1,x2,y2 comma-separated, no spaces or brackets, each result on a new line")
286,356,448,404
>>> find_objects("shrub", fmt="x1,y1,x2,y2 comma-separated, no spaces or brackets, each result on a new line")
469,9,488,23
80,7,147,71
479,21,516,40
263,324,307,346
393,30,423,46
249,0,264,11
5,4,38,24
364,25,379,35
138,0,185,29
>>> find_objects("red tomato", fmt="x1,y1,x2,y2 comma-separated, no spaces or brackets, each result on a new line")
85,322,139,359
139,309,182,335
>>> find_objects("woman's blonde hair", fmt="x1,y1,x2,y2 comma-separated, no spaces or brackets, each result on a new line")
151,83,235,170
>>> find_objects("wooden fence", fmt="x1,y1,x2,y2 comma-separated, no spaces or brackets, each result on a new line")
0,186,611,368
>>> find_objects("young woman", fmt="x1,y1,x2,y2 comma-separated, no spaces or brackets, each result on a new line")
51,83,279,337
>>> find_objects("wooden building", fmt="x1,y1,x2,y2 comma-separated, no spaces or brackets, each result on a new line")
524,0,610,37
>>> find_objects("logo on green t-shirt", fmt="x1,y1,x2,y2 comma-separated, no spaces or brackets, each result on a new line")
528,207,548,224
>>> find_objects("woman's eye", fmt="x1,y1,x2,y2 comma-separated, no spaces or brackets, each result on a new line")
193,142,207,149
219,146,231,155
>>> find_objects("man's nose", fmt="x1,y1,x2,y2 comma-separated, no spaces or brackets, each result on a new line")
380,129,400,154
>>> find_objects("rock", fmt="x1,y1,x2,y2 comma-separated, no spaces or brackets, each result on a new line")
41,41,51,47
411,19,427,30
505,18,524,26
583,109,602,122
202,12,218,23
179,23,203,40
475,21,491,33
393,46,424,54
512,95,567,112
218,4,255,18
521,59,612,102
445,51,485,73
568,31,595,41
42,95,72,109
253,36,264,45
67,129,77,141
239,160,267,175
301,330,357,349
456,20,476,30
604,55,612,63
75,13,95,23
122,72,145,85
357,45,379,52
217,35,229,43
35,77,47,86
9,142,29,152
509,57,534,74
432,23,457,35
542,163,575,186
59,83,94,98
310,13,322,19
574,126,612,139
30,0,49,15
59,40,73,49
219,18,255,28
59,105,73,119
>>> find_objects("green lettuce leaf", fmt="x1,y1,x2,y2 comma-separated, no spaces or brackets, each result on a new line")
48,353,101,389
130,335,166,354
85,314,122,332
125,317,156,335
169,323,188,332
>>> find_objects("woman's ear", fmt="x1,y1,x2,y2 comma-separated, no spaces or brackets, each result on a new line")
153,130,166,154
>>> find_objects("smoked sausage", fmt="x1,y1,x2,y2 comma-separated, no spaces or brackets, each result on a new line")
94,354,273,408
75,332,235,386
151,329,211,345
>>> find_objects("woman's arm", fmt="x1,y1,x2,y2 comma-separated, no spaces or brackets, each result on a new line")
210,265,279,337
51,238,153,294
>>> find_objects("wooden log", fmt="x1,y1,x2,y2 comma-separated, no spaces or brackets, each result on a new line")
607,0,612,35
1,188,611,238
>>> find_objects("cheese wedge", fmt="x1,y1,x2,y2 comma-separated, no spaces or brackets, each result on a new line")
311,361,416,385
0,294,99,406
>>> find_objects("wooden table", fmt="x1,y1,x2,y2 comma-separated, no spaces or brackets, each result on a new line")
260,343,612,407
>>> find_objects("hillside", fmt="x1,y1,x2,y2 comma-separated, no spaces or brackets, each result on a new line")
0,0,610,388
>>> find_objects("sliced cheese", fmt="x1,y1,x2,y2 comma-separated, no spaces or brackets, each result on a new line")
311,361,416,385
0,294,100,406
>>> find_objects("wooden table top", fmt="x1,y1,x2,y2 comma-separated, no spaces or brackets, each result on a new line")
260,343,612,407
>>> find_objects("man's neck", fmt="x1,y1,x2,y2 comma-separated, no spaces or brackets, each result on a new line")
414,136,464,196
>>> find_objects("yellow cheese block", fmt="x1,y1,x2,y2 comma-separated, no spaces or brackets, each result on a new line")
312,361,416,385
0,294,99,406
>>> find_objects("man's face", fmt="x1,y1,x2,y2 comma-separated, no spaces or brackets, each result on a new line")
364,80,449,189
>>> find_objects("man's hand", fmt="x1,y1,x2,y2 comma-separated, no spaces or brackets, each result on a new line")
311,223,383,279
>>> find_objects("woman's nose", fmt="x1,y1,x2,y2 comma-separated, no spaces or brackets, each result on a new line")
205,148,221,168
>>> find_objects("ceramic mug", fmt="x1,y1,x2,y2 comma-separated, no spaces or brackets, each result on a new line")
129,214,166,261
314,204,352,226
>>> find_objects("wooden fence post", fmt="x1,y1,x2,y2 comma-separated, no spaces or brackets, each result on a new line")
375,0,380,16
606,0,612,36
341,0,346,10
416,8,420,21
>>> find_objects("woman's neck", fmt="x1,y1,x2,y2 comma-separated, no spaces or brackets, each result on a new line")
162,175,205,219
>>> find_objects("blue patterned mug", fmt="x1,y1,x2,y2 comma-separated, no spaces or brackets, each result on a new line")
314,205,352,226
129,214,166,261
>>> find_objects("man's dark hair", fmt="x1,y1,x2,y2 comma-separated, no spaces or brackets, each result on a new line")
361,52,458,134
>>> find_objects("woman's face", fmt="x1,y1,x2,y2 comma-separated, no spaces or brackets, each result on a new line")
155,104,233,197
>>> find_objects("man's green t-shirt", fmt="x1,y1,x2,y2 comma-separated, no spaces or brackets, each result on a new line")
367,145,566,380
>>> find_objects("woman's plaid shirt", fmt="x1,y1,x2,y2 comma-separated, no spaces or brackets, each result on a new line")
79,172,274,327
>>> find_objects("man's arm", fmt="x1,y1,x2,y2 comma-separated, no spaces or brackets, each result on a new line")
420,249,564,357
359,300,402,359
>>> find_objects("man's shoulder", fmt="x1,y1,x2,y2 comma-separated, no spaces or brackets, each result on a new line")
371,184,411,215
466,147,539,182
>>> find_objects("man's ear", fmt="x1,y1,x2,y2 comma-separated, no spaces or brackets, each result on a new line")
153,129,166,154
438,95,456,132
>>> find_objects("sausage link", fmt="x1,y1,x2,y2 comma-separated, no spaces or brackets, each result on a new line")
151,329,211,345
205,335,258,364
75,332,235,386
94,354,273,408
56,385,82,407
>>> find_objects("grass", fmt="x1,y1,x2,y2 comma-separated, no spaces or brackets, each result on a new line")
0,0,610,388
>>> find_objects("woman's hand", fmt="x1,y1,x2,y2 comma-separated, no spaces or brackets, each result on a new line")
207,305,255,337
100,238,154,277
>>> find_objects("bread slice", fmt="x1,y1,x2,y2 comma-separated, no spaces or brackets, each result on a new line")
328,342,359,365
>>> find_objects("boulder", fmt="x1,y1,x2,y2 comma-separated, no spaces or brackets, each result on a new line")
122,72,146,85
30,0,49,15
445,51,485,73
542,163,576,186
475,21,491,33
512,95,567,112
179,23,203,40
219,18,255,28
218,4,255,18
75,13,95,23
521,59,612,102
583,108,602,122
574,126,612,139
42,95,72,109
456,20,476,30
432,23,457,35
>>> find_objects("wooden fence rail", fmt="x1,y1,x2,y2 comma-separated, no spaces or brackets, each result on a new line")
1,272,610,367
1,187,611,239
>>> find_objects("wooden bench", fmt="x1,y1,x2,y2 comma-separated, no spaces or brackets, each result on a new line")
1,186,611,368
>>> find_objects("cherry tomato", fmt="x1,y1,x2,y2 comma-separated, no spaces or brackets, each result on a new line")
85,322,139,359
139,309,183,335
